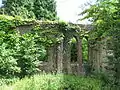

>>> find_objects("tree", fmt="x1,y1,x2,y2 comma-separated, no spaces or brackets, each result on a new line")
3,0,35,19
33,0,57,20
80,0,120,89
2,0,57,20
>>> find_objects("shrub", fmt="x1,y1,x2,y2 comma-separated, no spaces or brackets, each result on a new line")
0,15,46,78
0,74,101,90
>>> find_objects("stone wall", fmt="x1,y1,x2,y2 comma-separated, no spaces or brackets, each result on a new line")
16,23,90,75
39,61,84,75
88,38,112,73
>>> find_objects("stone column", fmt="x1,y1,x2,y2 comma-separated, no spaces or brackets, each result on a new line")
63,37,72,74
76,36,83,75
57,41,63,73
47,45,57,73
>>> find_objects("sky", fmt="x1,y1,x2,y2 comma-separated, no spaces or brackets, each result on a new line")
0,0,95,24
56,0,95,24
0,0,1,5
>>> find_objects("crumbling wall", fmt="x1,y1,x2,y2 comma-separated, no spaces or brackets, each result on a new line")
88,38,112,73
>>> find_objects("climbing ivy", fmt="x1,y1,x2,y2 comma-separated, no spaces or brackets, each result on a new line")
0,15,44,78
0,15,84,78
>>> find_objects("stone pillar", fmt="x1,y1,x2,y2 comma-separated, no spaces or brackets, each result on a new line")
47,45,57,73
76,36,83,75
63,37,72,74
57,41,63,73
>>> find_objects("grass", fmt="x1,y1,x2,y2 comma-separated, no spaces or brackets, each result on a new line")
0,74,101,90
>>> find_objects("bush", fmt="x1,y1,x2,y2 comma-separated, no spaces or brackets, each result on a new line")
0,78,19,86
0,15,46,78
0,74,101,90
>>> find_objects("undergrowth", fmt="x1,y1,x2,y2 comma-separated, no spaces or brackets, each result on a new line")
0,74,101,90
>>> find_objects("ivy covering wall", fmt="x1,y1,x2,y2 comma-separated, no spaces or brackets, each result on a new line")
0,15,86,78
0,15,46,78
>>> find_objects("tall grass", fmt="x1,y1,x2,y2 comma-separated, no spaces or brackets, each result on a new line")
0,74,101,90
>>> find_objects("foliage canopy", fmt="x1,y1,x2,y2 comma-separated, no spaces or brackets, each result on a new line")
1,0,57,20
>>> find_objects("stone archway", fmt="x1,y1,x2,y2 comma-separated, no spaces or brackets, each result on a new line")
16,21,90,75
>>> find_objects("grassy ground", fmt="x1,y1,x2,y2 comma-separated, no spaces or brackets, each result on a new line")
0,74,101,90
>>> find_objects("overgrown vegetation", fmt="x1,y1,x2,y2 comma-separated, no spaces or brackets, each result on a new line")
80,0,120,89
1,0,120,89
0,15,83,78
0,74,101,90
1,0,57,20
0,15,47,78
